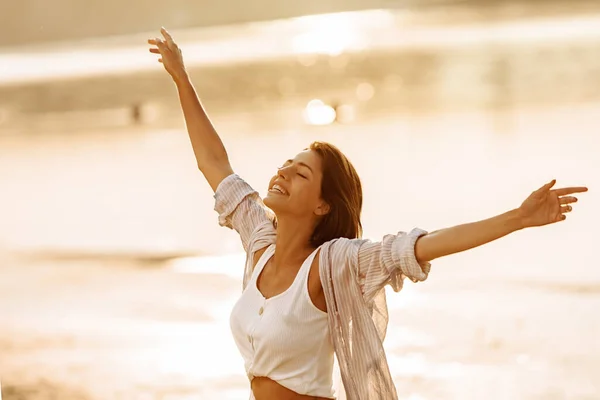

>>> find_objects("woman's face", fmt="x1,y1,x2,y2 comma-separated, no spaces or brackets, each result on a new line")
263,149,329,219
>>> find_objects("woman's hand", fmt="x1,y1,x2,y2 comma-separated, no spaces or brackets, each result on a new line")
518,180,588,228
148,27,188,83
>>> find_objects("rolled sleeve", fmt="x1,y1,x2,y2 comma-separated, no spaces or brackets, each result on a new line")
214,174,256,228
357,228,431,301
386,228,430,284
213,174,273,251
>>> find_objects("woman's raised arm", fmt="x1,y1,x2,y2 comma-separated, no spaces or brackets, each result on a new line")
149,27,233,192
149,28,274,253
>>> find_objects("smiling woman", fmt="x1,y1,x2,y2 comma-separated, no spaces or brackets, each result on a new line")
147,28,588,400
264,143,363,249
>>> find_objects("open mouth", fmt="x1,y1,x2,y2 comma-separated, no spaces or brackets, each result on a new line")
269,183,288,195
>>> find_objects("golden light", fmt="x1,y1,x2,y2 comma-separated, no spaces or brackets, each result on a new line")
356,82,375,101
290,13,366,56
303,99,337,125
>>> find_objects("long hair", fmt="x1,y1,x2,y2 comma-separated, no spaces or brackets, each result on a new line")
309,141,363,247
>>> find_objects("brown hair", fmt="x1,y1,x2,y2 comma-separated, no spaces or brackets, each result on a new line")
309,141,363,247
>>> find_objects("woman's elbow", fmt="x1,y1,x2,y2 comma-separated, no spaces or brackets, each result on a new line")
414,234,436,264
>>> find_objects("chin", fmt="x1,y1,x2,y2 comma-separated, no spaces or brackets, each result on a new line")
263,192,278,209
263,192,287,214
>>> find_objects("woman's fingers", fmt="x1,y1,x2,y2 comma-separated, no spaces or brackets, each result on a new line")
554,186,588,196
148,38,167,49
537,179,556,193
149,27,178,53
161,27,174,44
149,37,168,57
559,196,578,205
560,205,572,214
149,29,179,68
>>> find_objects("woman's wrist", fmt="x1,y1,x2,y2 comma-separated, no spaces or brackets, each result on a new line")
173,69,191,88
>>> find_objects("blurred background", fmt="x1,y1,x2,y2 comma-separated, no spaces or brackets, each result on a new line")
1,0,600,399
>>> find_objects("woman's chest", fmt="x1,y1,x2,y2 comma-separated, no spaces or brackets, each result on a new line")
230,285,330,355
257,255,327,312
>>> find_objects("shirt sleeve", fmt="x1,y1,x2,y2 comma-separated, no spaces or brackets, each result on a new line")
213,173,274,252
355,228,431,302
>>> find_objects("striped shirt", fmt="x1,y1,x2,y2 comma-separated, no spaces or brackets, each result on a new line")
214,174,432,400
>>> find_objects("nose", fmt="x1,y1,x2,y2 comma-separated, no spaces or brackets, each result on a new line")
277,166,291,180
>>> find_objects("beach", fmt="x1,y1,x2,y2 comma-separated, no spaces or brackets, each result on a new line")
1,7,600,398
1,239,600,399
1,101,599,399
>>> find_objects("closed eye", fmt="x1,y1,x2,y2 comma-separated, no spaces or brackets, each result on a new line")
297,173,308,179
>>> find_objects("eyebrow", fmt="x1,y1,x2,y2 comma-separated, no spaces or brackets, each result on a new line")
284,159,313,173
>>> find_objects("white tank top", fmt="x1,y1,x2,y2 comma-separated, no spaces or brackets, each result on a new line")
229,244,335,398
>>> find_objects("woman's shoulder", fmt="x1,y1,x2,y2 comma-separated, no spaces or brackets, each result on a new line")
323,236,368,249
251,245,271,270
318,237,366,261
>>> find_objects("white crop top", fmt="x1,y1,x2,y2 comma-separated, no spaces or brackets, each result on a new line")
229,244,335,398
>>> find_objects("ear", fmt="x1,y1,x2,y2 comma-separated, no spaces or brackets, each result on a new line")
314,200,330,216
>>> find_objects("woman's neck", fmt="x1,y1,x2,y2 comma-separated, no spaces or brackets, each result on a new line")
272,216,316,270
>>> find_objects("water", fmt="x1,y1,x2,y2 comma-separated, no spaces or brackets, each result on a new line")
1,104,598,268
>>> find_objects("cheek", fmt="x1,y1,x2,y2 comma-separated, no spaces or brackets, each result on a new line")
292,181,321,205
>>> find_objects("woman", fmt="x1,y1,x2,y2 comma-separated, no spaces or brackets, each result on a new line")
148,28,587,400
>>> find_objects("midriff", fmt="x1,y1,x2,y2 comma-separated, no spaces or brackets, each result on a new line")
251,377,333,400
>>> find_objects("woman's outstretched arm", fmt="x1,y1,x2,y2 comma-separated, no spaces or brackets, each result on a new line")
414,180,588,263
414,209,523,263
149,27,233,192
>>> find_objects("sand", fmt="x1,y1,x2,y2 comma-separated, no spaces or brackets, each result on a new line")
1,251,599,399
